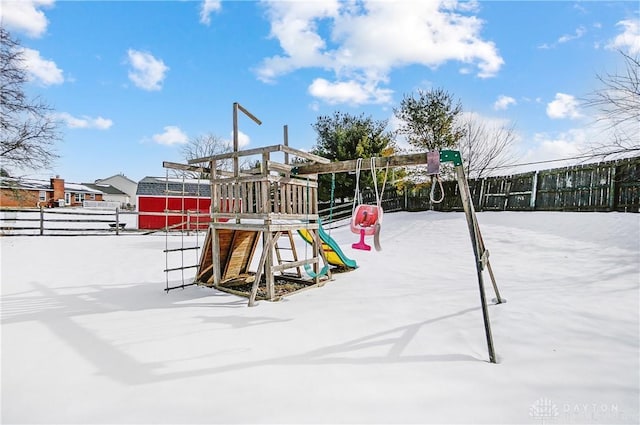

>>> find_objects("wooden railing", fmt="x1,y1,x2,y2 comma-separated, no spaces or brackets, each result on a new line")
211,176,318,219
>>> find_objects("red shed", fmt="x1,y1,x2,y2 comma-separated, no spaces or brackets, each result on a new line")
136,177,212,230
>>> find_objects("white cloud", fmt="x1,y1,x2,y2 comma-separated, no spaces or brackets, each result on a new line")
538,26,586,49
309,101,320,112
517,129,589,169
152,126,188,146
461,111,513,129
494,95,516,111
257,0,503,105
606,20,640,55
54,112,113,130
513,121,639,174
0,0,54,38
547,93,582,120
20,47,64,85
308,78,392,105
558,26,586,44
200,0,221,25
534,131,586,158
225,130,250,149
127,49,169,91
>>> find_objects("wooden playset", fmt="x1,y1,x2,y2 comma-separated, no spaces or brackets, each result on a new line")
162,102,504,363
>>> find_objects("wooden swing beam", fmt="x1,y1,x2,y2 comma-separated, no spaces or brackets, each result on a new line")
293,149,504,364
292,150,463,175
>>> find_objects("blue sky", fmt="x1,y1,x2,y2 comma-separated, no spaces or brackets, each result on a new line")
2,0,639,182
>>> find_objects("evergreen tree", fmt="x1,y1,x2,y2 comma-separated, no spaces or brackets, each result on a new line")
311,112,395,202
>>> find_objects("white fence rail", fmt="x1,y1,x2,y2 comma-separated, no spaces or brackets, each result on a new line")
83,200,121,209
0,208,138,236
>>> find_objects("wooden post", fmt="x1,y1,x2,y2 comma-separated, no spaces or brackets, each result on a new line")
503,180,511,211
232,103,239,178
115,208,120,235
530,171,539,210
232,102,262,179
39,206,44,236
608,164,617,211
261,152,270,211
249,240,270,307
210,159,221,286
478,178,486,211
283,125,289,165
456,164,497,364
266,231,277,299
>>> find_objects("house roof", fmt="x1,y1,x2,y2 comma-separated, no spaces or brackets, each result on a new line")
82,183,127,195
137,176,211,197
0,177,103,194
64,182,102,194
0,177,52,191
95,174,137,185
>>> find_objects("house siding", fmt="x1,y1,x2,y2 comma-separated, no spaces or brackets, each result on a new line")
0,188,51,208
0,177,104,208
96,175,138,206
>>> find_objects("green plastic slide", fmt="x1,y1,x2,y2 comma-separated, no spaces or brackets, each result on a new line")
297,221,358,269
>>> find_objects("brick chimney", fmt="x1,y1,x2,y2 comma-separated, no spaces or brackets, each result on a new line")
51,176,65,201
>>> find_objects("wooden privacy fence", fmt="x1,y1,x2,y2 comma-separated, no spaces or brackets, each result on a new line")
319,156,640,218
429,156,640,212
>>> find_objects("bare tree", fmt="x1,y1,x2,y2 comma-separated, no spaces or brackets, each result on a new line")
179,133,232,178
0,28,60,173
582,51,640,154
458,115,519,179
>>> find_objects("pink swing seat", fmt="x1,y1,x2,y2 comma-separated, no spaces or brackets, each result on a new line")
351,205,383,250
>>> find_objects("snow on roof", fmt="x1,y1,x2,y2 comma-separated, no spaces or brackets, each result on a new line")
64,182,102,194
0,177,52,191
137,176,211,197
95,173,137,184
82,183,127,195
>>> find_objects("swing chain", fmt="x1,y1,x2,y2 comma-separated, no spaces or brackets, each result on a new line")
328,173,336,224
352,158,363,216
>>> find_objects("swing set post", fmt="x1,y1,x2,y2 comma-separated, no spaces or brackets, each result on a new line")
455,163,497,364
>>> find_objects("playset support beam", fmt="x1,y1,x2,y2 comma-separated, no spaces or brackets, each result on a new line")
233,102,262,178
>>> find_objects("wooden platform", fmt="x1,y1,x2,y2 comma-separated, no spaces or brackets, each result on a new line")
196,228,260,285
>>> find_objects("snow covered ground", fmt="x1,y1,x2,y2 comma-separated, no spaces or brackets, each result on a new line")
1,211,638,424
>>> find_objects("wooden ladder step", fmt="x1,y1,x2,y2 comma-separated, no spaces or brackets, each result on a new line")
273,230,302,278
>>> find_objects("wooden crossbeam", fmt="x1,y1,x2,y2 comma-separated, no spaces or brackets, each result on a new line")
293,150,462,175
187,144,330,165
163,161,248,178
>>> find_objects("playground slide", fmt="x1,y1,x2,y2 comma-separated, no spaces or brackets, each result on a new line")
297,222,358,270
